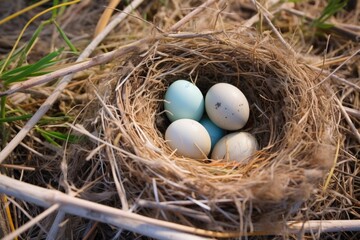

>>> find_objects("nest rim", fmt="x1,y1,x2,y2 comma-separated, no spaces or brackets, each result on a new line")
94,31,341,230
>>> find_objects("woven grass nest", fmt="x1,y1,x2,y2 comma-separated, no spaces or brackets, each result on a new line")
97,31,340,231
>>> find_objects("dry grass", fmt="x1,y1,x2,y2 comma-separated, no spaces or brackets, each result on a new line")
88,29,341,233
0,0,359,239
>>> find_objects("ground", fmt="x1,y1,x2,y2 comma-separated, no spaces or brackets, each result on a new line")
0,0,359,239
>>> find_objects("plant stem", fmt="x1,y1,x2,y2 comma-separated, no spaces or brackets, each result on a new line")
0,96,7,149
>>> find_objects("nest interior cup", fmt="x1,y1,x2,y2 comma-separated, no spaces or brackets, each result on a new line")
102,31,339,230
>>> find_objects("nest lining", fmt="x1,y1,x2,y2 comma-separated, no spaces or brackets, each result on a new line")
97,31,340,229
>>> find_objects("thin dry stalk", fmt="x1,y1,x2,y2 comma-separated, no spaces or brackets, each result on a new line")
46,211,65,240
169,0,218,32
0,40,151,97
288,220,360,233
311,48,360,90
251,0,297,55
2,1,357,238
5,197,48,234
344,106,360,119
0,0,146,164
0,174,228,239
94,0,122,37
2,174,360,237
281,7,360,42
335,97,360,143
249,1,360,92
2,204,59,240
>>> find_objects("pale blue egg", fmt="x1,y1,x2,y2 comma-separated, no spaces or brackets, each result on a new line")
200,116,226,149
164,80,204,122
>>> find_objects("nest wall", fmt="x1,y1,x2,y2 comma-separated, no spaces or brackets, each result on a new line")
96,31,340,229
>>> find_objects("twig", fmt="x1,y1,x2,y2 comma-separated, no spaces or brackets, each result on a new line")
82,0,145,58
0,42,147,97
5,197,49,234
309,65,360,92
0,174,223,239
282,7,360,42
0,0,81,74
335,98,360,144
2,174,360,238
310,48,360,90
94,0,121,37
312,56,353,68
3,204,59,240
288,220,360,233
252,2,360,92
97,90,129,211
137,199,212,223
46,211,66,240
0,164,35,171
0,0,218,97
166,30,222,39
0,0,146,164
242,13,260,28
82,222,99,240
251,0,297,56
344,107,360,119
3,2,145,238
169,0,218,32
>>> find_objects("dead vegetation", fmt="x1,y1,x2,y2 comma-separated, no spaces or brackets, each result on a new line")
0,0,359,239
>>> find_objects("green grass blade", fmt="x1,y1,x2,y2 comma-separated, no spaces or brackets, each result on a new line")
58,0,70,15
39,132,61,147
1,48,63,85
36,126,81,145
0,114,32,123
2,66,52,80
36,127,61,147
0,96,6,122
312,0,348,29
0,96,7,148
0,45,26,71
2,51,60,80
53,20,78,53
42,130,81,143
38,115,72,124
52,0,60,19
0,62,53,78
17,22,49,66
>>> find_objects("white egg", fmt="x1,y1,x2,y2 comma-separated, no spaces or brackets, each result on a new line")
205,83,249,130
211,132,258,163
165,119,211,159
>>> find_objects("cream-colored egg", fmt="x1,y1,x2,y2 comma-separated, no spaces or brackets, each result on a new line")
205,83,249,130
211,132,258,163
165,119,211,159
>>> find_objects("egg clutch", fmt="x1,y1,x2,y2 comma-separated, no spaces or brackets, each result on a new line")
164,80,258,163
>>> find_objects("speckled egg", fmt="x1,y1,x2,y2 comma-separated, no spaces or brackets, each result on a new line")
205,83,249,130
211,132,258,163
164,80,204,122
165,119,211,159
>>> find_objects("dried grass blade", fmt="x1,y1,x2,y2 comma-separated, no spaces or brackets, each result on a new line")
169,0,218,32
2,204,59,240
0,0,81,74
94,0,121,37
0,0,50,26
322,139,340,193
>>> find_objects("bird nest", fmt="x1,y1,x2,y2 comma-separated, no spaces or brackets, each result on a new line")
94,31,340,231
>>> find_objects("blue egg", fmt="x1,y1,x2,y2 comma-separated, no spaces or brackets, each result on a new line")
164,80,204,122
200,116,226,149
